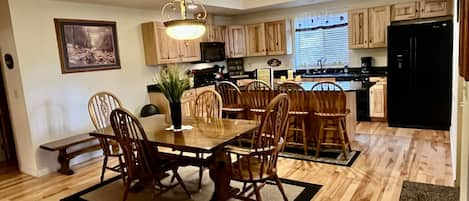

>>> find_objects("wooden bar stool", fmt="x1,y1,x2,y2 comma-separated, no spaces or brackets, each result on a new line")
245,80,273,121
311,82,352,160
216,81,247,119
279,82,309,155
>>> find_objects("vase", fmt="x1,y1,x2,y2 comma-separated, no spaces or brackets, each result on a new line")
170,102,182,130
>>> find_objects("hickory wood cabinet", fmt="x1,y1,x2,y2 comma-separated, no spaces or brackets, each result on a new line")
227,25,247,58
348,6,391,49
141,22,201,65
369,77,387,119
265,20,293,56
149,85,215,117
245,23,267,57
391,0,453,21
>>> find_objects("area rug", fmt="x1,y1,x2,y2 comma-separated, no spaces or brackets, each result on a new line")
236,139,360,167
399,181,459,201
61,166,321,201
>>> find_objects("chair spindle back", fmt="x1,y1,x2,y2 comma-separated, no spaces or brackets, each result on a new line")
193,90,223,119
110,108,158,179
311,82,347,114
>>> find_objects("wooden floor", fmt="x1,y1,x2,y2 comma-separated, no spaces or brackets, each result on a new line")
0,122,454,201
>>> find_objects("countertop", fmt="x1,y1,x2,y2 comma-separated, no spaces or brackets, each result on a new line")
287,81,373,92
147,84,215,93
301,72,387,79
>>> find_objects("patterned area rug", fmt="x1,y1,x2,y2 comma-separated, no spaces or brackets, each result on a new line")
400,181,459,201
236,139,360,167
61,166,322,201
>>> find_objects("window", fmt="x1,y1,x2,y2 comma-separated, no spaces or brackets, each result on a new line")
295,13,349,69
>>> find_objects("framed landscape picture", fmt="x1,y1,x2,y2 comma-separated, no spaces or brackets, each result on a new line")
54,19,121,74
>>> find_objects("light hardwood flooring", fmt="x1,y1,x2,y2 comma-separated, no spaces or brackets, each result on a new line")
0,122,454,201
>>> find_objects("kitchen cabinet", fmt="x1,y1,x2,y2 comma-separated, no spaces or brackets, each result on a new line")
179,39,201,63
141,22,201,65
227,25,246,58
149,85,215,117
349,6,390,49
265,20,292,55
348,9,369,49
245,23,267,57
181,89,196,117
391,0,452,22
368,6,391,48
369,77,387,119
392,2,420,21
205,25,227,42
420,0,452,18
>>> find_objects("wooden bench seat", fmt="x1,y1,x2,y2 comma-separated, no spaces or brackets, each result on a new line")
40,133,101,175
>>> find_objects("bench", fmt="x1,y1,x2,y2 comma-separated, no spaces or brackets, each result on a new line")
40,133,102,175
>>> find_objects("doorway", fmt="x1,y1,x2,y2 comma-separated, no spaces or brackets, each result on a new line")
0,48,17,167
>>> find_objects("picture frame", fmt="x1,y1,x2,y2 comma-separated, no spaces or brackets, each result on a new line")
54,19,121,74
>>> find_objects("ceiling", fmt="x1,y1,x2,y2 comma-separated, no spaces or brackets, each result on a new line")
54,0,338,15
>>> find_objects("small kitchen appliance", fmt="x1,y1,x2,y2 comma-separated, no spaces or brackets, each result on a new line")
360,57,372,73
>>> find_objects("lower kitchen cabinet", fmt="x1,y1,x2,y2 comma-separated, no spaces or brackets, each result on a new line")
149,85,215,117
369,77,387,120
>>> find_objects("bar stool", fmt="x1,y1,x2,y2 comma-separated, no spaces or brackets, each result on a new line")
278,82,309,155
216,81,246,119
245,80,273,120
311,82,352,160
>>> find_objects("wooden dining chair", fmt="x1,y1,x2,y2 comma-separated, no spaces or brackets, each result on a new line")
225,93,291,201
245,80,273,120
311,82,352,160
88,92,125,183
192,89,223,119
278,82,309,155
110,108,190,201
216,81,247,119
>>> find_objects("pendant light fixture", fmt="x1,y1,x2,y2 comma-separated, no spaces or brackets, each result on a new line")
161,0,207,40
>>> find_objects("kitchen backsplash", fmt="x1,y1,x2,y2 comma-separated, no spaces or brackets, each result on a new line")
242,48,387,71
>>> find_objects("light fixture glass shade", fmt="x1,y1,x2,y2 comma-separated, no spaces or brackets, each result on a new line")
164,19,206,40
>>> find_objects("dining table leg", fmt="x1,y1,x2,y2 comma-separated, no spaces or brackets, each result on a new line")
208,147,238,201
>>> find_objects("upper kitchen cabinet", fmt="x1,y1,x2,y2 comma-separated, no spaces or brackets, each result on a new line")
245,23,267,57
141,22,201,65
368,6,391,48
391,0,452,22
205,25,227,42
227,25,246,58
179,39,201,63
348,9,369,49
265,20,293,56
392,2,420,21
419,0,452,18
348,6,390,49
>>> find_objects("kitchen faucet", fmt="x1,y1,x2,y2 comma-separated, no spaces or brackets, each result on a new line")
317,57,327,73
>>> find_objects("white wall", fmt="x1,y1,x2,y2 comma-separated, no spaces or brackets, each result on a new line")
0,0,37,175
228,0,414,70
6,0,168,176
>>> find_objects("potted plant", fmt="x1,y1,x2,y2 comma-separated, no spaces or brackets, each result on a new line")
154,66,190,130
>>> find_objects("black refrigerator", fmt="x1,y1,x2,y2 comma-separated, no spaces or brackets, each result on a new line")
387,20,453,130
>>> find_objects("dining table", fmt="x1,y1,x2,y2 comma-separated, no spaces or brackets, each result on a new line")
89,114,260,201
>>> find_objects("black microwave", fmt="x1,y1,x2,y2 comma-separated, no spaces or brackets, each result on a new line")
200,42,225,63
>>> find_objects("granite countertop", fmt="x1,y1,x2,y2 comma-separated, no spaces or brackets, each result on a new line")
301,72,387,79
296,81,373,92
147,84,215,93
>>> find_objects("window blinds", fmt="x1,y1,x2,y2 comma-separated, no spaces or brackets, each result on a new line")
295,13,349,69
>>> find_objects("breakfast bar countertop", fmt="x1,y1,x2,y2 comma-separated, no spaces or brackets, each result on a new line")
276,81,374,92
